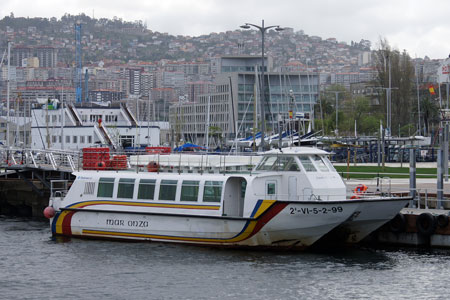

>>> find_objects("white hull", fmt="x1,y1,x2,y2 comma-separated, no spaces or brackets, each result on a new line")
51,200,360,248
327,198,410,244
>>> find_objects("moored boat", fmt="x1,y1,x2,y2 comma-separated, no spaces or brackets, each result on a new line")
46,147,411,249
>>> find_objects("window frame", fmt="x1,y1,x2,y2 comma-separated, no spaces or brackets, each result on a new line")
180,180,200,202
137,179,156,200
158,179,178,201
97,177,115,198
203,181,223,203
117,178,135,199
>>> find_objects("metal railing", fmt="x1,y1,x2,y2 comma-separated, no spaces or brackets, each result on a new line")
0,147,82,172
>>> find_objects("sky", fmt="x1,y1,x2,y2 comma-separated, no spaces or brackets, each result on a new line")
2,0,450,59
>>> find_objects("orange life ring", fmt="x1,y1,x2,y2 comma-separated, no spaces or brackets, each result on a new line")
353,184,368,195
147,161,159,172
350,195,360,200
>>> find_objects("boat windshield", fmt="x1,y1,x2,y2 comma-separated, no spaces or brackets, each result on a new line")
297,155,334,172
311,155,330,172
255,156,300,171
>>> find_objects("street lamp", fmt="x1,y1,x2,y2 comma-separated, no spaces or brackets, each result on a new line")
240,20,284,150
327,90,345,136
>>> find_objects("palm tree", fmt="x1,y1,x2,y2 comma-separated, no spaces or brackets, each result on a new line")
419,98,439,135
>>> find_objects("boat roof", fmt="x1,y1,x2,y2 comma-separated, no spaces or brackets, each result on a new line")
73,170,245,180
264,147,329,156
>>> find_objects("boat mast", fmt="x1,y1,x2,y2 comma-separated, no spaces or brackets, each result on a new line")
61,86,64,150
6,41,11,148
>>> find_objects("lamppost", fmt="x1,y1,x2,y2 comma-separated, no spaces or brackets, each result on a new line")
240,20,284,150
327,90,345,136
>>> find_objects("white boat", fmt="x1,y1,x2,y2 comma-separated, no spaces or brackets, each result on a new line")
46,147,411,249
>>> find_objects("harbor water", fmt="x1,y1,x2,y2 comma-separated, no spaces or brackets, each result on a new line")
1,216,450,300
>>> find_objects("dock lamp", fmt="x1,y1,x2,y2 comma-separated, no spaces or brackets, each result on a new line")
240,20,284,150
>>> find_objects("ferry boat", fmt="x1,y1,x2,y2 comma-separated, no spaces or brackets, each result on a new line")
46,147,411,249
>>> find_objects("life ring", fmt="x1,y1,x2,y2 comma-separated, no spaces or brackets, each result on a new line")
350,195,360,200
389,213,406,233
97,161,106,170
416,213,437,236
353,184,368,195
147,161,159,172
436,214,449,228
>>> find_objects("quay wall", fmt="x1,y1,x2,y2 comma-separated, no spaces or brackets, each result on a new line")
372,209,450,248
0,179,50,218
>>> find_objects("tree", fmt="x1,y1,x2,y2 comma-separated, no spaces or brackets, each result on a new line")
373,39,416,135
419,97,440,135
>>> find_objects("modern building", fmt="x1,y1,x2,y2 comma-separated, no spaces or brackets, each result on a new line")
35,46,58,68
127,67,142,96
169,71,319,146
12,46,33,67
219,55,273,73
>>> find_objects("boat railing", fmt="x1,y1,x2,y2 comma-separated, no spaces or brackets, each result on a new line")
50,179,69,198
128,151,262,174
254,191,403,202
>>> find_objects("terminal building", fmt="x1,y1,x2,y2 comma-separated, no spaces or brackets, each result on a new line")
169,67,318,146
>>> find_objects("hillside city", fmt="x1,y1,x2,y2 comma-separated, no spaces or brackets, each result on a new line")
0,13,446,148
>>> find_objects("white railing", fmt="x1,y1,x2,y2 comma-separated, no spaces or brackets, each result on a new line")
0,147,82,172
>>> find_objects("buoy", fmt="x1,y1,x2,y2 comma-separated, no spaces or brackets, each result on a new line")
147,161,159,172
43,206,56,219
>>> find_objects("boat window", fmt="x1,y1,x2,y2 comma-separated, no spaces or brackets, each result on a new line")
311,155,329,172
241,180,247,199
298,156,317,172
203,181,223,202
97,177,115,198
280,157,300,171
159,180,177,201
180,180,199,202
323,156,337,172
255,156,277,171
138,179,156,200
117,178,135,199
266,181,276,195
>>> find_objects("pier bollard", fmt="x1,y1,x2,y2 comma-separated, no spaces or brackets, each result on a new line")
437,149,444,209
409,148,416,207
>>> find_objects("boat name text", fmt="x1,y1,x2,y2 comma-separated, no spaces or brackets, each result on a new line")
106,219,149,227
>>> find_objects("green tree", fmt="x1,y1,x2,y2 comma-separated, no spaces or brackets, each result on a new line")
419,97,440,135
373,39,416,135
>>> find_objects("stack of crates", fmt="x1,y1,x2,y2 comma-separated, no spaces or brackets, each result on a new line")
145,147,171,154
110,155,128,170
82,147,110,170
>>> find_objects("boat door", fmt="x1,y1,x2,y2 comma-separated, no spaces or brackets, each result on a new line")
288,176,297,201
223,177,246,217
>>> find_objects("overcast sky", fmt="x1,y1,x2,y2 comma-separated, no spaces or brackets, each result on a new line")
2,0,450,59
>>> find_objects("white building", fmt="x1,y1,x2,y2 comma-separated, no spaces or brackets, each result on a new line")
30,101,162,151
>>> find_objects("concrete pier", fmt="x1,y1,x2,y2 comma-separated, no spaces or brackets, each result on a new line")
373,208,450,248
0,178,51,217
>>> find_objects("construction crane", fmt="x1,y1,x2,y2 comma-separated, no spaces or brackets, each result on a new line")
84,69,89,102
75,21,82,103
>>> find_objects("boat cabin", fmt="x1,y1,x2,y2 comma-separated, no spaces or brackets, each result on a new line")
63,147,347,219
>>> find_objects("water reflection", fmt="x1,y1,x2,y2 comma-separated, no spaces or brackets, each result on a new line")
1,217,450,300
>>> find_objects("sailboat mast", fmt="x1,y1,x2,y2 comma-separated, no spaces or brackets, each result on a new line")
6,41,11,148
